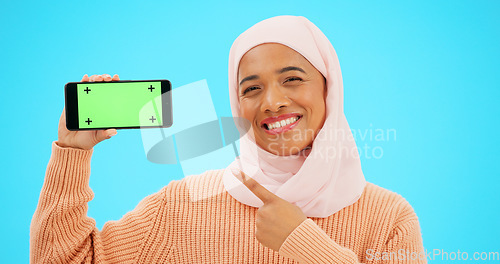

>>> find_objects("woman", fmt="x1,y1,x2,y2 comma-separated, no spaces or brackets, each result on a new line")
31,15,426,263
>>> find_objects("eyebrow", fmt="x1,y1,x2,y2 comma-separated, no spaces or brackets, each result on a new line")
239,66,306,86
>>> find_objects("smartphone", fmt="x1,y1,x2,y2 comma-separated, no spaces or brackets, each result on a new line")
65,79,172,131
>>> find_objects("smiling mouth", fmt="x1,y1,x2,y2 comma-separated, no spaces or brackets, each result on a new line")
262,115,302,135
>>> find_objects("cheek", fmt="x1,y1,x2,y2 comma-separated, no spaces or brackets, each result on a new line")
239,102,256,121
294,93,320,112
310,101,326,125
295,88,326,124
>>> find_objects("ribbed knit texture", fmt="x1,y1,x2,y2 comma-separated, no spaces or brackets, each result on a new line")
30,141,427,263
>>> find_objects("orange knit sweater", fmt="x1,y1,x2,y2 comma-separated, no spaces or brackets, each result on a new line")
30,142,427,263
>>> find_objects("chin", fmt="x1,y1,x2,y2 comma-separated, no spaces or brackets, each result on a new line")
260,141,309,156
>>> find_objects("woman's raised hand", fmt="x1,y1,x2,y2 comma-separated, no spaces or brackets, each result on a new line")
56,74,120,150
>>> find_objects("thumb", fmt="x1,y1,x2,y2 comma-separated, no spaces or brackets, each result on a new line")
96,129,117,142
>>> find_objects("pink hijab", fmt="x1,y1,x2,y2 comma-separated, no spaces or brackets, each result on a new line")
222,15,366,218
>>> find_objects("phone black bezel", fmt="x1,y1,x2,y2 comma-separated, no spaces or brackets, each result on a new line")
64,79,172,131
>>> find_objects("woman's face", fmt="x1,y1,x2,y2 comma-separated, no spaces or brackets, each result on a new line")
238,43,327,156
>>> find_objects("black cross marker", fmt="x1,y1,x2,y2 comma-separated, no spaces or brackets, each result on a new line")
148,85,155,92
85,118,92,125
84,87,91,94
149,116,156,123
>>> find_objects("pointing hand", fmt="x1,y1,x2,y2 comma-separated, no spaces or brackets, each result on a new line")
231,169,307,252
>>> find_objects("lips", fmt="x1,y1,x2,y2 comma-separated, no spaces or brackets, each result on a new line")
260,113,303,135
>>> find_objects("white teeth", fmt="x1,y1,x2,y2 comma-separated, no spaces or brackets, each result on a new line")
266,116,299,130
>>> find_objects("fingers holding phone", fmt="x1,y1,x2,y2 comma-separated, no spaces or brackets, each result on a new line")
87,74,119,82
57,74,120,150
58,74,172,150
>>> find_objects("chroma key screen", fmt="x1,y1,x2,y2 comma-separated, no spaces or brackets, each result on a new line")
76,81,163,129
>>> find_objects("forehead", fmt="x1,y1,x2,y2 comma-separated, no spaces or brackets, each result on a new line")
238,43,309,75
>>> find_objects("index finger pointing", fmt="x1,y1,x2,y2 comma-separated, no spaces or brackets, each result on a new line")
233,170,276,204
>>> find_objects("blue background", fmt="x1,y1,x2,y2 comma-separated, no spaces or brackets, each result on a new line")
1,0,499,262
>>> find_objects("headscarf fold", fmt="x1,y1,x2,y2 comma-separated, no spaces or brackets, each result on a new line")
222,15,366,218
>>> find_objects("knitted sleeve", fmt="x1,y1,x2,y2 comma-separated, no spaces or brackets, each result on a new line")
278,200,427,264
368,201,427,264
278,218,360,263
30,141,167,264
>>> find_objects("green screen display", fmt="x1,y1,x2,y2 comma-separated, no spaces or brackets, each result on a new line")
77,82,163,129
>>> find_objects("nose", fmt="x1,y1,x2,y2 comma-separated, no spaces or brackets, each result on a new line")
260,85,291,113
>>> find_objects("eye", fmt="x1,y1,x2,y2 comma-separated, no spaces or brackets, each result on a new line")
285,77,303,83
242,86,259,95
